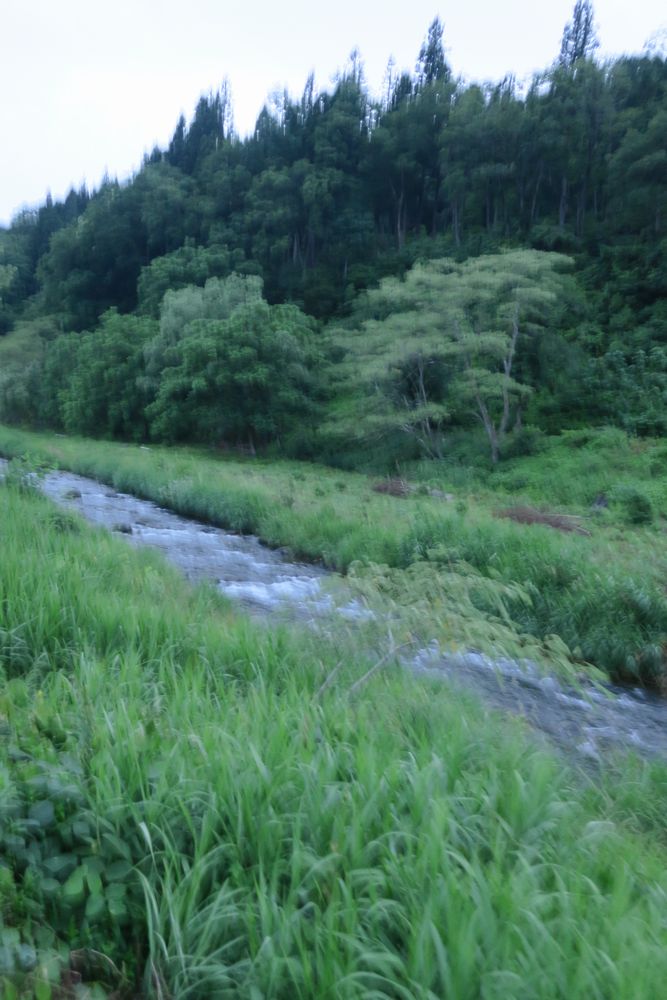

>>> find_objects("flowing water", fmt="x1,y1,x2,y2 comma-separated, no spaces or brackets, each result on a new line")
4,458,667,765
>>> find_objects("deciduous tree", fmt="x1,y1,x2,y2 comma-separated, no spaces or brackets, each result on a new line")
338,251,572,462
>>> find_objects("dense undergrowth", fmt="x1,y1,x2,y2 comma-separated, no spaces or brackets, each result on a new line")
415,426,667,513
1,426,666,688
2,473,667,997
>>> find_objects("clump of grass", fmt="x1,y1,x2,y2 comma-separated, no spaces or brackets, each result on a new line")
609,484,654,525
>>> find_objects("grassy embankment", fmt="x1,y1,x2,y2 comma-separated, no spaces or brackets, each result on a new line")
2,464,667,997
0,425,666,687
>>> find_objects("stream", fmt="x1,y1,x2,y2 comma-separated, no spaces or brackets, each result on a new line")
4,458,667,765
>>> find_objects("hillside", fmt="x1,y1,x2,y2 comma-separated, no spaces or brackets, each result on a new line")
0,5,665,463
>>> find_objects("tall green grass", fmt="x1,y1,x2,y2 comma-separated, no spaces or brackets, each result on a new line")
1,425,666,686
2,480,667,997
409,426,667,515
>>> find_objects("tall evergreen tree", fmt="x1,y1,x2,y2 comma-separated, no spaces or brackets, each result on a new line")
167,115,187,169
416,17,450,89
559,1,598,70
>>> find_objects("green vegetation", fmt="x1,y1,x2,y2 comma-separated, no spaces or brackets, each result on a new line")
1,5,666,989
1,4,666,453
1,426,666,689
329,251,573,463
146,276,322,448
0,276,323,448
2,467,667,997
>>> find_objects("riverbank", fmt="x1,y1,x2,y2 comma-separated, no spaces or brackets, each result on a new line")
1,425,666,688
2,471,667,997
16,458,667,765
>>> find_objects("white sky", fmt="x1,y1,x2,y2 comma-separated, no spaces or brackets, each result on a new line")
1,0,665,226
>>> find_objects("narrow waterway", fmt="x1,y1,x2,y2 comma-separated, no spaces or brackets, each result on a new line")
4,458,667,765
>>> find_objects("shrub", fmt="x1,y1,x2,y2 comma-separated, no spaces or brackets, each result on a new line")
501,425,546,459
610,485,654,525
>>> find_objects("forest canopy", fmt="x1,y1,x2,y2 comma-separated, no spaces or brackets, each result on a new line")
1,2,665,461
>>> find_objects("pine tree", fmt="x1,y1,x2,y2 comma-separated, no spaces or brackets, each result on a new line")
416,17,450,89
559,1,598,70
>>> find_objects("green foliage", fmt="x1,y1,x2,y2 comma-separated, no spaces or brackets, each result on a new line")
18,311,158,440
148,300,321,445
157,271,264,341
346,557,547,666
0,261,18,333
0,29,665,456
609,484,654,524
136,241,232,318
2,479,667,997
0,24,663,372
0,735,143,990
57,311,157,439
584,348,667,436
2,427,667,687
1,29,667,988
333,250,572,462
36,181,146,330
0,360,43,428
559,1,598,69
0,275,322,450
500,425,547,459
144,274,322,446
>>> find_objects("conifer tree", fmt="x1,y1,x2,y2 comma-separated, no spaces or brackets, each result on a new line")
416,17,450,89
559,1,598,69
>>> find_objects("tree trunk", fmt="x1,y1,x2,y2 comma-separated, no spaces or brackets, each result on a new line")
530,164,543,226
292,232,302,267
305,228,316,270
390,175,407,251
499,303,520,439
559,175,568,231
577,178,587,236
397,193,406,250
475,392,500,465
452,199,461,246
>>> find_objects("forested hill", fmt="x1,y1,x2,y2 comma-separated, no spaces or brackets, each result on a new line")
0,2,666,463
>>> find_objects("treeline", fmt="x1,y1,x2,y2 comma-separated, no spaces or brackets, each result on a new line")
0,2,666,458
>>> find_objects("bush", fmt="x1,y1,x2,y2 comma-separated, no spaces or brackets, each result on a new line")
610,485,654,525
501,425,546,459
561,427,629,451
649,444,667,477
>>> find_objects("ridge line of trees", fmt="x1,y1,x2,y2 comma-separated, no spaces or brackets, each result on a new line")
1,3,666,457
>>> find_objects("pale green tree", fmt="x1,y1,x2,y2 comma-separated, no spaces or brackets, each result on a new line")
337,250,572,462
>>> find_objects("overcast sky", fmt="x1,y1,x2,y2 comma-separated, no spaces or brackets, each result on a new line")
1,0,665,226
